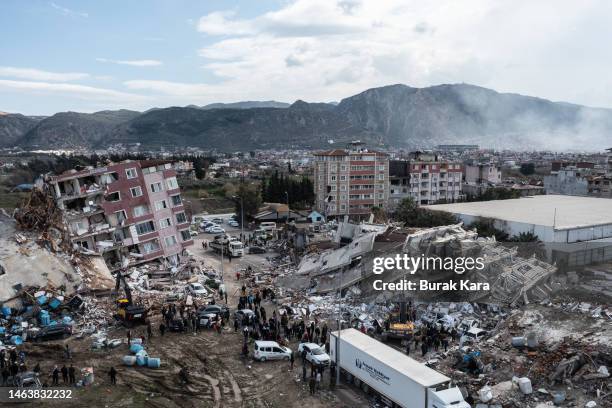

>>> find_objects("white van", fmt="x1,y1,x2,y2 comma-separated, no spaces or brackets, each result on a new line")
259,222,277,232
253,341,292,362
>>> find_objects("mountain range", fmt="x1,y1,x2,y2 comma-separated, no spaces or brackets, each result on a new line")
2,84,612,151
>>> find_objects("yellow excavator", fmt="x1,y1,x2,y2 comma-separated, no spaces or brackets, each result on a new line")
114,270,148,327
381,301,414,342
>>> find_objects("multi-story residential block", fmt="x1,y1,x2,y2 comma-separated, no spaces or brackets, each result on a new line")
389,152,463,207
544,168,590,196
464,163,502,185
48,160,193,272
313,143,389,218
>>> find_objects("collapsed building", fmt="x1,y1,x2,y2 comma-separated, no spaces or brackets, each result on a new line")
293,222,559,306
47,159,194,272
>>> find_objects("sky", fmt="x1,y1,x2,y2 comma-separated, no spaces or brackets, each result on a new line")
2,0,612,115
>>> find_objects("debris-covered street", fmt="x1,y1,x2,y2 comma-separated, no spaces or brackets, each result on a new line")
0,163,610,408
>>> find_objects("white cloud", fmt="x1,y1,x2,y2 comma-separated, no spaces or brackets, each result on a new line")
188,0,612,108
0,79,148,103
50,2,88,18
0,66,89,82
96,58,163,67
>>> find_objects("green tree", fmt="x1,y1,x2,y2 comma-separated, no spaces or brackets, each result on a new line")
235,183,262,219
520,163,535,176
469,218,509,241
394,197,458,227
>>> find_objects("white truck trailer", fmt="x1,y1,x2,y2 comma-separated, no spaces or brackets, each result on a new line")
330,328,470,408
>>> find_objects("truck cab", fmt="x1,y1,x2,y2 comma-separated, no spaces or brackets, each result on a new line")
228,240,244,257
428,387,471,408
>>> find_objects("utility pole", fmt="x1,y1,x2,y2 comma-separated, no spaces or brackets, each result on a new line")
336,268,342,384
240,195,244,244
285,191,289,224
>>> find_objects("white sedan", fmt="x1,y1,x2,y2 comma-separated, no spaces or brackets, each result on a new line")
207,226,225,234
297,342,331,366
186,283,208,297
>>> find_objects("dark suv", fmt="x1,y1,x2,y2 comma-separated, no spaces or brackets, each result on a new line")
198,304,230,320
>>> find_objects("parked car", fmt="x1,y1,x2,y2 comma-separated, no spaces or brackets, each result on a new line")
228,220,239,227
207,226,225,234
196,312,218,328
248,246,267,254
212,217,224,224
167,319,185,332
186,282,208,297
234,309,255,322
463,327,488,343
200,221,215,230
14,372,42,388
297,342,330,366
254,340,292,362
30,324,72,342
190,230,199,237
198,304,230,320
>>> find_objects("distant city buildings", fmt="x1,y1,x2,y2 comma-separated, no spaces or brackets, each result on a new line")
48,160,193,272
544,155,612,198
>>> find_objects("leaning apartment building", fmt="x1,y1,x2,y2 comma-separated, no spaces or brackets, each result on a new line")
47,160,193,272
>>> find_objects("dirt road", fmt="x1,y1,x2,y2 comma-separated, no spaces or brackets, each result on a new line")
18,237,357,407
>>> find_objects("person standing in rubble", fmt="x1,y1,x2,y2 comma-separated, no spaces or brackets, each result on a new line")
159,322,166,336
64,344,71,360
52,366,59,386
61,365,68,383
309,373,316,395
109,366,117,385
68,364,76,385
147,321,153,341
1,366,9,386
127,330,132,346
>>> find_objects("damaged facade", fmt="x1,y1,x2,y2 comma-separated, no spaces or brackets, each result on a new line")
48,160,194,272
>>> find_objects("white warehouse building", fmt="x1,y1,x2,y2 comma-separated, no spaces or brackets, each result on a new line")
425,195,612,268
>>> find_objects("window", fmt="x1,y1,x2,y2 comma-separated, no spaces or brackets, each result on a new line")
126,168,137,179
164,235,177,247
142,240,160,254
331,175,336,181
106,191,120,202
340,185,347,191
378,174,384,180
176,212,187,224
114,210,127,224
135,221,155,235
180,230,191,241
170,194,182,206
166,177,179,190
159,218,172,229
133,204,149,217
150,182,163,193
340,175,346,181
130,186,143,197
155,200,168,211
